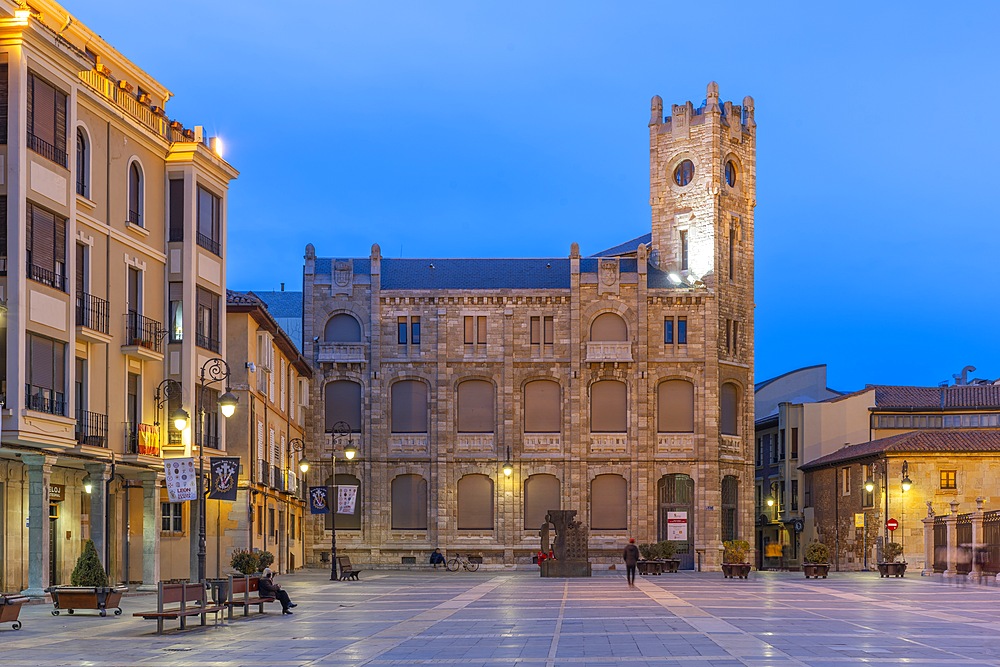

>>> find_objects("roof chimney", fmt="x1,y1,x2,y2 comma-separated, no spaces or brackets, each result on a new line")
280,282,285,292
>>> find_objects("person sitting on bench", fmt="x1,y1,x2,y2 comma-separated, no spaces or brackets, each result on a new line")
259,568,297,615
430,548,446,568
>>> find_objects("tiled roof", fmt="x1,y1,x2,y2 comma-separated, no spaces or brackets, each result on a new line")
253,291,303,319
590,233,651,257
381,258,572,290
226,290,262,306
800,430,1000,470
872,385,1000,409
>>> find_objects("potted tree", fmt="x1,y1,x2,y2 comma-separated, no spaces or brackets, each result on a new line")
722,540,752,579
658,541,681,573
48,540,126,617
230,549,260,576
877,542,906,577
802,542,831,578
637,543,658,575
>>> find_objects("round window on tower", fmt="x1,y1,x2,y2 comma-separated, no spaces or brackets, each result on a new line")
725,160,738,187
673,159,695,187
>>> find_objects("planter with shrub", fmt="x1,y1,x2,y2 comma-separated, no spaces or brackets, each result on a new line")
722,540,752,579
48,540,126,617
802,542,831,579
877,542,906,578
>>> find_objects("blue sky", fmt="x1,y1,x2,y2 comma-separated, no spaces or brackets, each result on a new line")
73,1,999,390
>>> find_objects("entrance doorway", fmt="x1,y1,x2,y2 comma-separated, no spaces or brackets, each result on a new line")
49,507,59,585
658,474,694,569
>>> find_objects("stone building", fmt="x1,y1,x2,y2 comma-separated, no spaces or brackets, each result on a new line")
302,84,756,570
0,0,237,593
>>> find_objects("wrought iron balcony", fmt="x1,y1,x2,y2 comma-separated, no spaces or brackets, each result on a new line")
124,311,163,352
76,292,110,334
75,410,108,448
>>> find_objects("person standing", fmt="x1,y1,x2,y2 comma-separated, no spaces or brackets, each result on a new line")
623,538,640,586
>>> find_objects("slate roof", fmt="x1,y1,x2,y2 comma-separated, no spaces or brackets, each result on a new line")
591,233,651,257
800,430,1000,470
253,290,303,319
871,385,1000,410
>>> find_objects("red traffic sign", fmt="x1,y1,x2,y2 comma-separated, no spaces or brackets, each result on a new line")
886,518,898,531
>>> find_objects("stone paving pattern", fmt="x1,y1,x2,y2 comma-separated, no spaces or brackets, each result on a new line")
3,569,1000,666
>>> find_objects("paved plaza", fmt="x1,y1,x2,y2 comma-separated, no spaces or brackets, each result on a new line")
3,569,1000,666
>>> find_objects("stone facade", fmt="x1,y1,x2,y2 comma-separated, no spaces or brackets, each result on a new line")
302,84,756,571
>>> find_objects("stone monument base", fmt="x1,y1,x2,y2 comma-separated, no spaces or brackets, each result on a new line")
540,560,592,577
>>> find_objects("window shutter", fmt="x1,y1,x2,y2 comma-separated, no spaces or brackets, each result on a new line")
25,73,33,138
54,90,67,164
0,196,7,259
34,76,56,146
0,64,8,144
168,179,184,242
30,205,56,271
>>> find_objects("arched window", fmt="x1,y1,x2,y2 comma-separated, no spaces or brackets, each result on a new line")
657,380,694,433
590,380,626,433
324,380,362,433
457,474,494,530
722,475,738,542
457,379,494,433
524,380,561,433
590,313,628,341
591,474,627,530
127,161,143,226
76,128,89,198
721,383,740,436
325,473,361,530
324,313,362,342
391,380,428,433
524,474,560,529
391,474,427,530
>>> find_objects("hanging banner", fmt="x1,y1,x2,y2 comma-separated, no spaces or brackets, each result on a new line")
337,485,358,514
309,486,329,514
165,458,197,502
208,457,240,501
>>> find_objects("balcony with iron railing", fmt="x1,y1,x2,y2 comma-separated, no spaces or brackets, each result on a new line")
259,460,269,486
125,422,160,456
75,410,108,448
25,385,65,416
197,232,220,256
27,262,66,291
76,292,110,334
196,331,220,353
27,132,67,167
271,465,285,492
123,311,163,353
127,210,142,227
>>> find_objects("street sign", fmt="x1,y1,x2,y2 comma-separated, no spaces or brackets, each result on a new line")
667,511,688,541
854,513,865,528
886,518,898,531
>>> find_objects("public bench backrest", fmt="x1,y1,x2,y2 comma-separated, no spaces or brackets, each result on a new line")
184,583,205,604
249,577,261,594
229,576,248,596
159,583,186,606
338,556,353,570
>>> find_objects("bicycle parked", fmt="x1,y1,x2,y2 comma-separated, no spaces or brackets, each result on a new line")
445,552,481,572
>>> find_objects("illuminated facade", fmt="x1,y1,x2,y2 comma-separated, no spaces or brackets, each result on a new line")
0,0,237,593
303,84,757,570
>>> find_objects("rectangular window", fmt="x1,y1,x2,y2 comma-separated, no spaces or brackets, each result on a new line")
530,316,540,345
779,481,786,510
543,316,553,345
464,315,487,347
664,317,673,344
530,315,554,351
411,317,420,345
127,266,142,315
732,320,739,355
940,470,956,490
196,287,220,352
841,467,851,496
397,315,420,348
477,316,486,344
779,429,786,460
196,186,221,255
769,434,778,463
25,333,66,415
464,316,474,344
791,479,799,511
679,229,689,271
729,227,736,281
168,282,183,342
791,427,799,459
397,316,407,344
27,72,67,166
26,202,67,291
168,178,184,242
755,437,762,467
161,502,183,533
677,317,687,344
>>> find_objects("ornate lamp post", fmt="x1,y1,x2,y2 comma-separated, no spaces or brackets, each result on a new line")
197,358,238,582
900,460,912,557
864,458,890,553
329,421,357,581
154,379,190,441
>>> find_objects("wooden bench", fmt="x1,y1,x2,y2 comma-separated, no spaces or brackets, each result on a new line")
338,556,361,581
133,581,223,635
1,594,28,631
224,575,277,620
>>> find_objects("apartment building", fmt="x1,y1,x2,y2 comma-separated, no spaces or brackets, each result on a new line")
0,0,237,594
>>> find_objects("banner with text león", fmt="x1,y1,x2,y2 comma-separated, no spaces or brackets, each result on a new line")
165,458,197,502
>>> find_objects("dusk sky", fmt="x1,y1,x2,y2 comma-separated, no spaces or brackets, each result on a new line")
73,1,998,391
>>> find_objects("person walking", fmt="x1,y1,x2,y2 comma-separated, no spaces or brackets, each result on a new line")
623,538,640,586
258,568,298,615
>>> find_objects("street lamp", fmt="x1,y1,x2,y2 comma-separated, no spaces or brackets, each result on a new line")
900,460,912,558
197,358,238,582
329,420,357,581
864,458,890,556
154,379,190,442
289,438,310,475
502,446,513,477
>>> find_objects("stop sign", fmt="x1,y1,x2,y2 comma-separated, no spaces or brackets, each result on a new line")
886,518,898,531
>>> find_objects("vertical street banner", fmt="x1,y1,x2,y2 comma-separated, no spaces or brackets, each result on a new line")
337,485,358,514
165,458,197,502
309,486,329,514
208,457,240,501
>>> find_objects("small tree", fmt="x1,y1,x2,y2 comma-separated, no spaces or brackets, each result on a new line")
803,542,830,564
723,540,751,564
230,549,259,575
882,542,904,563
257,550,275,569
637,543,655,560
656,541,678,560
71,539,110,587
